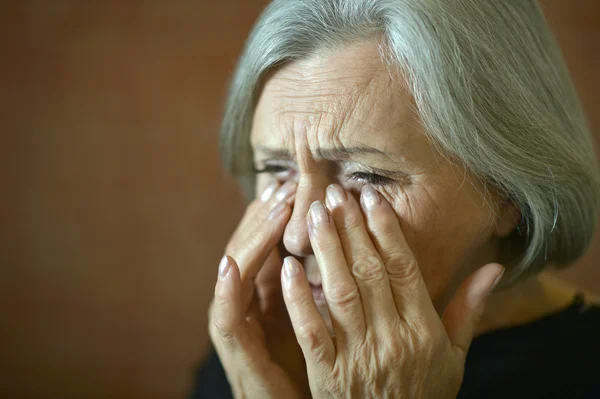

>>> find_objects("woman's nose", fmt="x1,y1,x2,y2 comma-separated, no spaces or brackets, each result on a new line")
283,178,327,257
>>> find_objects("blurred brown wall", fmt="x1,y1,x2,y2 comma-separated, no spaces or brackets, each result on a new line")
0,1,597,398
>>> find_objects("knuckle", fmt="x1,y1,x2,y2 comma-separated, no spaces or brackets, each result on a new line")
407,312,430,334
226,204,281,254
297,321,329,363
327,283,360,307
226,228,276,260
376,215,398,235
208,318,219,342
385,252,419,282
246,228,268,249
211,316,237,343
213,289,229,306
420,340,439,362
289,287,312,307
413,327,444,360
256,198,283,219
385,249,415,267
313,235,340,253
419,329,436,348
425,327,445,349
351,254,384,281
341,215,364,237
384,332,404,359
325,366,344,395
310,230,340,253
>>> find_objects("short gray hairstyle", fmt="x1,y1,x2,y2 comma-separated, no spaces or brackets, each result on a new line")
219,0,600,283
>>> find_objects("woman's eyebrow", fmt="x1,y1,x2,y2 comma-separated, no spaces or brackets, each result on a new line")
254,145,389,160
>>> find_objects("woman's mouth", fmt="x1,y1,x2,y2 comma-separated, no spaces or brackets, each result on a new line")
309,282,333,335
310,283,326,305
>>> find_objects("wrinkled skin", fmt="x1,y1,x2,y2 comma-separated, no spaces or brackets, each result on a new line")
208,41,518,398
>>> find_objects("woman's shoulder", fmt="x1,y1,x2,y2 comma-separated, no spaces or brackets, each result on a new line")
459,292,600,399
189,289,600,399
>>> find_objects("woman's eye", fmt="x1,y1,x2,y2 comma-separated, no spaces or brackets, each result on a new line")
348,172,394,186
254,164,394,186
253,164,290,175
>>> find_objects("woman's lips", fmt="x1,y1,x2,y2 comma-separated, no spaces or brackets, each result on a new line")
310,283,326,304
308,281,333,335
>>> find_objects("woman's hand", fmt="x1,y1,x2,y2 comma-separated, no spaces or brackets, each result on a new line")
208,181,307,399
281,184,504,398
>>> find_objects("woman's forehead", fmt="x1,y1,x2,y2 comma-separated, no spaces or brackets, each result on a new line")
250,42,424,157
258,42,404,109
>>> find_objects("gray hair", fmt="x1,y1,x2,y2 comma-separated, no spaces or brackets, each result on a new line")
219,0,600,283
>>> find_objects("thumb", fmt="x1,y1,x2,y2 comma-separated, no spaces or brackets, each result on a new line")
442,263,505,358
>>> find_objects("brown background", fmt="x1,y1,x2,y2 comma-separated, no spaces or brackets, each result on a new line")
0,1,598,398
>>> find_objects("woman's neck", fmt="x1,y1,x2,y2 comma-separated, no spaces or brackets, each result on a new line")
475,273,579,336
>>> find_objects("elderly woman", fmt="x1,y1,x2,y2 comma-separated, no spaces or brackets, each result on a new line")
193,0,600,398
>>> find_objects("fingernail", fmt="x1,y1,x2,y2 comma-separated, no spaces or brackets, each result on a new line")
325,184,346,209
310,201,329,226
268,201,287,220
284,257,300,277
361,184,381,210
261,183,278,202
218,256,231,278
275,181,297,202
489,267,505,293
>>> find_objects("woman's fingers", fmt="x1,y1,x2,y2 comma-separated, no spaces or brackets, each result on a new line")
324,184,397,328
359,185,436,323
226,181,296,302
210,256,245,349
306,200,366,342
281,256,335,373
233,181,293,236
209,183,309,398
211,257,268,355
210,256,301,399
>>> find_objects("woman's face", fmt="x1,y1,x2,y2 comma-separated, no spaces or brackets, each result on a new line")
250,41,514,322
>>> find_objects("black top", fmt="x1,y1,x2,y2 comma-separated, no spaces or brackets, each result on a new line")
190,295,600,399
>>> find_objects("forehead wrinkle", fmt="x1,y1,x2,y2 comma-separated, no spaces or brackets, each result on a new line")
251,42,427,171
276,53,383,83
331,65,404,141
254,104,408,166
253,102,414,167
265,77,353,126
267,67,370,99
253,143,398,165
257,47,397,146
265,49,386,105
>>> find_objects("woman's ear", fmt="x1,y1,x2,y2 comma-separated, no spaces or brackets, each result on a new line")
494,199,522,238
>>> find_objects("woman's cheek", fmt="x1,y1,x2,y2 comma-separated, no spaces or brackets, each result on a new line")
379,185,417,229
382,185,439,262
